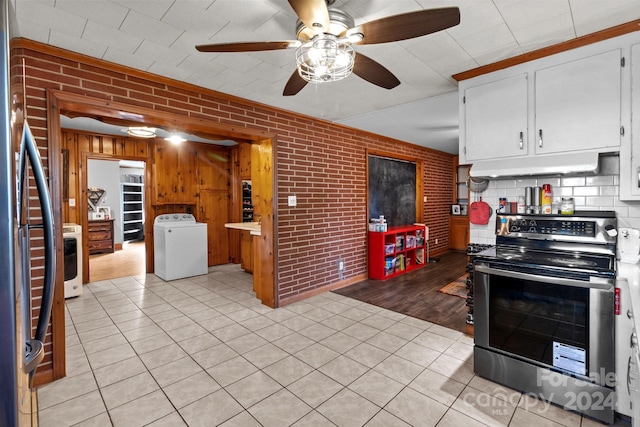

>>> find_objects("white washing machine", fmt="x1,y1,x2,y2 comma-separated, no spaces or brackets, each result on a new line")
154,214,208,281
62,223,82,298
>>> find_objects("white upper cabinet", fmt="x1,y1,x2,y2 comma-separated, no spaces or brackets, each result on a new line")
463,74,528,162
534,49,622,155
459,40,626,167
620,43,640,201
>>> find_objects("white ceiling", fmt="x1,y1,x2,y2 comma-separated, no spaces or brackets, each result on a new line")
12,0,640,154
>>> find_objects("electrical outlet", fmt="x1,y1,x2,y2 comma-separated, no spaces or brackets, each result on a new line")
435,238,438,244
339,261,344,271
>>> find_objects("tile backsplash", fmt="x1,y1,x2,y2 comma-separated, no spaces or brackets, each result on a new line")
469,155,640,244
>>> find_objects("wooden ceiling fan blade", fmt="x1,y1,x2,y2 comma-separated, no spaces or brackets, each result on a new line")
288,0,330,35
353,7,460,45
196,40,300,53
283,69,308,96
352,53,400,90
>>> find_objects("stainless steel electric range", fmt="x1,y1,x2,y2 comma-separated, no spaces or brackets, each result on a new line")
473,211,618,424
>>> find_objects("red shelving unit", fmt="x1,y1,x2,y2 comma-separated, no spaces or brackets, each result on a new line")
368,224,427,280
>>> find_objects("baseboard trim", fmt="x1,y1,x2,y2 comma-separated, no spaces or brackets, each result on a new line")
279,273,367,307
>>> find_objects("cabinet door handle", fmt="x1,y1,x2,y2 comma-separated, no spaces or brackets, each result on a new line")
628,356,633,394
538,129,543,148
519,132,523,149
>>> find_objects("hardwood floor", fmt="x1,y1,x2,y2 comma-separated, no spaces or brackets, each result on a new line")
89,240,145,282
334,250,473,335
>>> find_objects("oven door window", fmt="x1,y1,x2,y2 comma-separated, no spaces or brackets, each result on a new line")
489,275,588,373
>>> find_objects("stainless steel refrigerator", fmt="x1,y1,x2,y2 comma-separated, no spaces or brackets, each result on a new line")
0,0,56,425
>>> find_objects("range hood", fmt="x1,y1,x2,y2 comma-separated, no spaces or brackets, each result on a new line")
469,152,600,178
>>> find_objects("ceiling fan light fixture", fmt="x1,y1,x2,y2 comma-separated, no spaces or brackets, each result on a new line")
296,35,355,83
295,8,354,42
126,126,156,138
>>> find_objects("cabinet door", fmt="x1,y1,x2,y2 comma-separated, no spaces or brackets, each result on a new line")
197,145,230,192
535,49,621,155
449,216,468,251
199,190,229,266
155,140,197,204
240,230,253,273
463,73,528,162
621,43,640,200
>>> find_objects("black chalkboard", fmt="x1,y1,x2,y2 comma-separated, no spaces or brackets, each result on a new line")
368,155,416,227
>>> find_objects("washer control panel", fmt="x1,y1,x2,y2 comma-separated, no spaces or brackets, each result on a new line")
154,213,196,224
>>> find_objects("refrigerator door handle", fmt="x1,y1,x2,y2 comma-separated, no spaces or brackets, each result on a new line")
23,340,43,375
18,122,55,375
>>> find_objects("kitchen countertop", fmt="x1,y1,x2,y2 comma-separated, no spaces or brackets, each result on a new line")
224,222,261,236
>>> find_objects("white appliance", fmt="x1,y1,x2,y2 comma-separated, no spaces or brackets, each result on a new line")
62,223,82,298
620,228,640,263
154,214,208,281
616,267,640,425
616,228,640,425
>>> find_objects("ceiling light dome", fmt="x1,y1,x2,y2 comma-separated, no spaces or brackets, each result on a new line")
126,126,156,138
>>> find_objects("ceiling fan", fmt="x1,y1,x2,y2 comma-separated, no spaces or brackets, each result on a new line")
196,0,460,96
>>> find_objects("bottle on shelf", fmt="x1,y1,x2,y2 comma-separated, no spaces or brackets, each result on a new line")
242,180,253,222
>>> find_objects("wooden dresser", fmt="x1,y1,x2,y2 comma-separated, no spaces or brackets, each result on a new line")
88,219,115,255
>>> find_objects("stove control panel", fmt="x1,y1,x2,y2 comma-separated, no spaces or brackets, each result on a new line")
495,212,617,244
501,218,595,237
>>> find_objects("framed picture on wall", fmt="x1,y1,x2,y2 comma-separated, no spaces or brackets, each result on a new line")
451,204,461,215
97,206,111,219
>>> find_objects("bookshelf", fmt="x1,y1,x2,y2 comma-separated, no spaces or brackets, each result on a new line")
368,224,427,280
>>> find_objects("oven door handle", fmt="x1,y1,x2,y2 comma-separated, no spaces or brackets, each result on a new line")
474,264,614,290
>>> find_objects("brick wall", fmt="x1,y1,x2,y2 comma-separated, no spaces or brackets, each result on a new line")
14,41,453,307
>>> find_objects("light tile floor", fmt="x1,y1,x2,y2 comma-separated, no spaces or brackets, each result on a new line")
38,264,625,426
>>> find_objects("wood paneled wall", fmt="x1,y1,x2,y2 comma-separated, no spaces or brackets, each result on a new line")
61,130,234,279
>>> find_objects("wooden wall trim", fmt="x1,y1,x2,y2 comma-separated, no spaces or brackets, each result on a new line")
453,19,640,82
33,368,53,388
44,94,66,384
366,149,423,223
49,90,271,143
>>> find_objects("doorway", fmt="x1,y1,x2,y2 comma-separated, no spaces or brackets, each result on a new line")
49,90,276,306
87,158,146,282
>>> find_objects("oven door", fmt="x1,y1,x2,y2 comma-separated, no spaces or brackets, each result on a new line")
474,261,615,385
